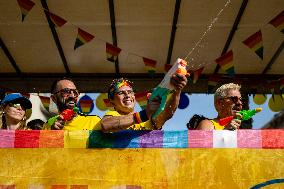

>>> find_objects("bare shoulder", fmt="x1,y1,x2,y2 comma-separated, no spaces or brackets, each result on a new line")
196,119,214,130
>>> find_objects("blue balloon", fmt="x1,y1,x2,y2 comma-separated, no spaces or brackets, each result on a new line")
178,93,189,109
78,94,94,114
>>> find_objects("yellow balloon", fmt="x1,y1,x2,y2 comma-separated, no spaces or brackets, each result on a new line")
268,95,284,112
253,94,267,105
96,93,108,111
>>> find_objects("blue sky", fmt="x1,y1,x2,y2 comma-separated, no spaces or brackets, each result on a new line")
87,93,278,130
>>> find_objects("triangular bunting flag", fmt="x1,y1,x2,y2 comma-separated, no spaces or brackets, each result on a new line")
243,30,264,59
39,96,50,112
17,0,35,22
135,92,150,110
269,10,284,34
192,67,204,84
106,43,121,62
74,28,95,50
143,57,157,75
207,76,219,93
103,99,112,108
45,11,67,27
215,50,235,76
164,64,172,73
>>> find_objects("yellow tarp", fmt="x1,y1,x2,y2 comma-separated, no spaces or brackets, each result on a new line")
0,148,284,188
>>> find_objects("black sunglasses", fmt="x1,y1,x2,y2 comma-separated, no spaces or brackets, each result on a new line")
223,96,243,103
54,88,80,97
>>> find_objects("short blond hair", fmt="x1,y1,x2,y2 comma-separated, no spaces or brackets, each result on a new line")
214,83,241,103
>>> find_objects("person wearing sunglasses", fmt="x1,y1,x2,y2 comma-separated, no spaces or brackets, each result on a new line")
44,78,101,130
195,83,243,130
101,74,188,132
0,93,32,130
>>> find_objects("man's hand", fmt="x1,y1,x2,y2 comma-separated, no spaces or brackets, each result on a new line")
51,115,65,130
170,73,188,91
224,113,242,130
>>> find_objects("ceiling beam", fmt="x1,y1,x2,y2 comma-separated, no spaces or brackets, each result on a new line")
40,0,70,74
166,0,181,64
1,73,283,94
0,38,22,75
213,0,248,74
108,0,120,76
262,41,284,74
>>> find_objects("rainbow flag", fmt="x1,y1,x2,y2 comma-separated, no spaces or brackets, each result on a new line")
74,28,95,50
192,67,204,84
106,43,121,62
207,76,219,93
78,99,94,114
135,92,149,110
243,30,263,59
215,50,234,76
269,10,284,34
164,64,172,73
39,96,50,112
17,0,35,22
45,11,67,27
143,57,157,75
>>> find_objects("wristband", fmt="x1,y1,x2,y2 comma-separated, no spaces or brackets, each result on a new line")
133,109,148,124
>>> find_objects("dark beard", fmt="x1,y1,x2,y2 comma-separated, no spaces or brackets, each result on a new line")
56,96,77,113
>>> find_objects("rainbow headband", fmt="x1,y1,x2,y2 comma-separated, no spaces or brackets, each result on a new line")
108,79,133,99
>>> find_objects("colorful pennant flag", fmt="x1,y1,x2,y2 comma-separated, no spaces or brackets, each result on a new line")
74,28,95,50
243,30,264,59
106,43,121,62
215,50,235,76
143,57,157,75
45,11,67,27
17,0,35,22
39,96,50,112
103,99,112,108
78,95,94,115
269,10,284,34
207,76,219,93
164,64,172,73
135,92,149,110
192,67,204,84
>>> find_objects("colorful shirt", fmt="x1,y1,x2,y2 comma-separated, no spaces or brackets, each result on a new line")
104,110,154,130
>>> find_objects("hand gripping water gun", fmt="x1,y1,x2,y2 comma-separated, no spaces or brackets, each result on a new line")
219,108,262,126
47,107,79,126
149,58,188,118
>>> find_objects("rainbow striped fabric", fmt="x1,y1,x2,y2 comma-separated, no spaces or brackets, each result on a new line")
74,28,95,50
142,57,157,75
106,43,121,62
17,0,35,22
269,10,284,34
215,50,235,76
243,30,264,59
45,11,67,27
0,130,283,149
